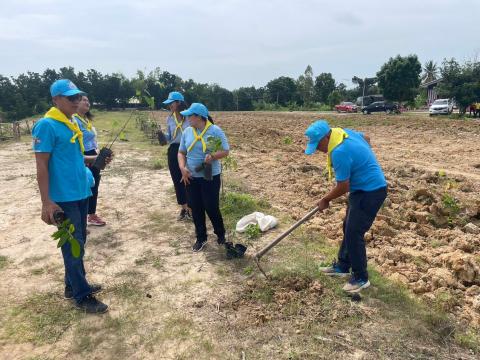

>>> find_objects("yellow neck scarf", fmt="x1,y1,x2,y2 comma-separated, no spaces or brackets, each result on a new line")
74,113,92,131
187,121,213,152
326,128,349,181
45,107,85,153
172,112,184,139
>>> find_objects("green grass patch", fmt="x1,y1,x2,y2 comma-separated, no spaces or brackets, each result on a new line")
0,255,8,270
3,292,81,344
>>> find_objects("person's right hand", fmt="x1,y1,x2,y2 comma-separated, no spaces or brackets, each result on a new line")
180,167,192,185
41,200,62,225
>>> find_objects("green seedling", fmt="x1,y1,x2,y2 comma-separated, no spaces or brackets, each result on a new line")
245,224,261,240
51,220,81,258
283,136,293,145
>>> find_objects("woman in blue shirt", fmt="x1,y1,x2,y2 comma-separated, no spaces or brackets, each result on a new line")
178,103,230,252
74,96,106,227
162,92,192,221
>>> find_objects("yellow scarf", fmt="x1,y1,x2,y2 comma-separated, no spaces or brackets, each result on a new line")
74,113,92,131
172,112,184,139
187,121,213,152
45,107,85,153
326,128,349,181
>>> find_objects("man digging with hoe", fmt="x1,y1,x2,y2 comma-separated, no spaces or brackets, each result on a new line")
305,120,387,293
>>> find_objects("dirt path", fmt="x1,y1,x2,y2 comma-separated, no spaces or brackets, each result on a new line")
0,141,242,359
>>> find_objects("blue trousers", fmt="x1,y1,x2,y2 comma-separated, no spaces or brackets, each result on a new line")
337,187,387,281
57,198,92,303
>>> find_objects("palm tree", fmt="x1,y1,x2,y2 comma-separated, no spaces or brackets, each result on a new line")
422,61,438,83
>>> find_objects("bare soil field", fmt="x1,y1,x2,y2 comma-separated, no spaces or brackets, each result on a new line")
0,111,479,359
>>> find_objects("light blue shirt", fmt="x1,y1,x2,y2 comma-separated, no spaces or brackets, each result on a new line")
331,129,387,192
32,118,91,202
74,115,97,152
166,114,190,144
179,124,230,178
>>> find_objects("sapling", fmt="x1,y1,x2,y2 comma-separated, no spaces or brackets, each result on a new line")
51,211,81,258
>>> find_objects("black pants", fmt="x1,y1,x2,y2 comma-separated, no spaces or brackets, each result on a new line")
186,175,226,243
84,149,101,215
337,187,387,281
167,143,187,206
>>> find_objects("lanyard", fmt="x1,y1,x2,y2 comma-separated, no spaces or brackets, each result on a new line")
187,121,213,152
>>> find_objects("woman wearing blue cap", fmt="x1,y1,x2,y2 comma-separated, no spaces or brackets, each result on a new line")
162,91,192,220
177,103,230,252
74,96,107,227
304,120,387,293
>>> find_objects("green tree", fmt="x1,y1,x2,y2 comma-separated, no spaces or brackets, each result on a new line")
327,90,343,108
422,60,438,83
377,54,422,103
265,76,297,106
314,73,335,103
437,58,480,114
233,86,257,111
297,65,315,106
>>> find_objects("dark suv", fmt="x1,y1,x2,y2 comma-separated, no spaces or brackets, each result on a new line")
362,101,399,114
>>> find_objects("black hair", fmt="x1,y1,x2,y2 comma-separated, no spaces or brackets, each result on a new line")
85,111,94,120
200,115,214,124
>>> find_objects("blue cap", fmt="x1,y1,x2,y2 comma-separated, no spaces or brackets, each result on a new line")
163,91,185,104
180,103,209,118
304,120,331,155
50,79,85,97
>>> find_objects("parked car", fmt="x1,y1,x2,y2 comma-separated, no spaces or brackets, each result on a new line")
335,101,358,113
356,95,384,107
429,99,454,115
361,101,399,114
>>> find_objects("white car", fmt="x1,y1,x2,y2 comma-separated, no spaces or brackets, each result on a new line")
429,99,454,115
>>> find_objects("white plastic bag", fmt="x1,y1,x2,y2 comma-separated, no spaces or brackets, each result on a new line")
236,212,278,233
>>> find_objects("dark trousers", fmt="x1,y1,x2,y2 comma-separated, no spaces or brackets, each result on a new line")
57,198,93,303
167,143,187,206
186,175,226,242
84,149,101,214
337,187,387,281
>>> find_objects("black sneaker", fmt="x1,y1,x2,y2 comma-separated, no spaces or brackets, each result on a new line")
75,295,108,314
217,236,226,245
65,284,102,300
192,240,207,252
185,211,193,221
177,209,187,221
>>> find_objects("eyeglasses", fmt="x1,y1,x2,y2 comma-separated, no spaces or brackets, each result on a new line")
63,94,83,102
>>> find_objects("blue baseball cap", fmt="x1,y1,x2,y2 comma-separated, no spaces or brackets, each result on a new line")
163,91,185,104
180,103,209,118
304,120,331,155
50,79,85,97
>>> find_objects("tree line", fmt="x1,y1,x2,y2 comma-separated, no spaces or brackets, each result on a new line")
0,54,478,122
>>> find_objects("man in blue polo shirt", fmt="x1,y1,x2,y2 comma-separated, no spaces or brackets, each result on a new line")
32,79,108,313
305,120,387,293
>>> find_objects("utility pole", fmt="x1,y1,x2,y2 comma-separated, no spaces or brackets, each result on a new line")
361,77,366,108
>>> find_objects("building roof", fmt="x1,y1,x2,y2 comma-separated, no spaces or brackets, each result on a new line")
421,78,442,88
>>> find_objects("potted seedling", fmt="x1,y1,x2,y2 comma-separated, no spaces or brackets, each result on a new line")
51,211,81,258
195,136,224,180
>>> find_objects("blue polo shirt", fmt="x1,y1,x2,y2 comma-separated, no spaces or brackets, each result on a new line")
179,124,230,178
331,129,386,192
165,114,190,144
74,115,97,152
32,118,91,202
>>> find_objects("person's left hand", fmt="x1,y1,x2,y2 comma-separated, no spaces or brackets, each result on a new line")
317,198,330,212
105,152,114,165
205,154,214,164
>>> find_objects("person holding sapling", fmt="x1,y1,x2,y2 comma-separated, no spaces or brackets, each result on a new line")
178,103,230,252
304,120,387,293
32,79,108,314
74,96,107,226
161,91,192,221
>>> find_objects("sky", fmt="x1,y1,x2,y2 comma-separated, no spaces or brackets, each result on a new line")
0,0,479,90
